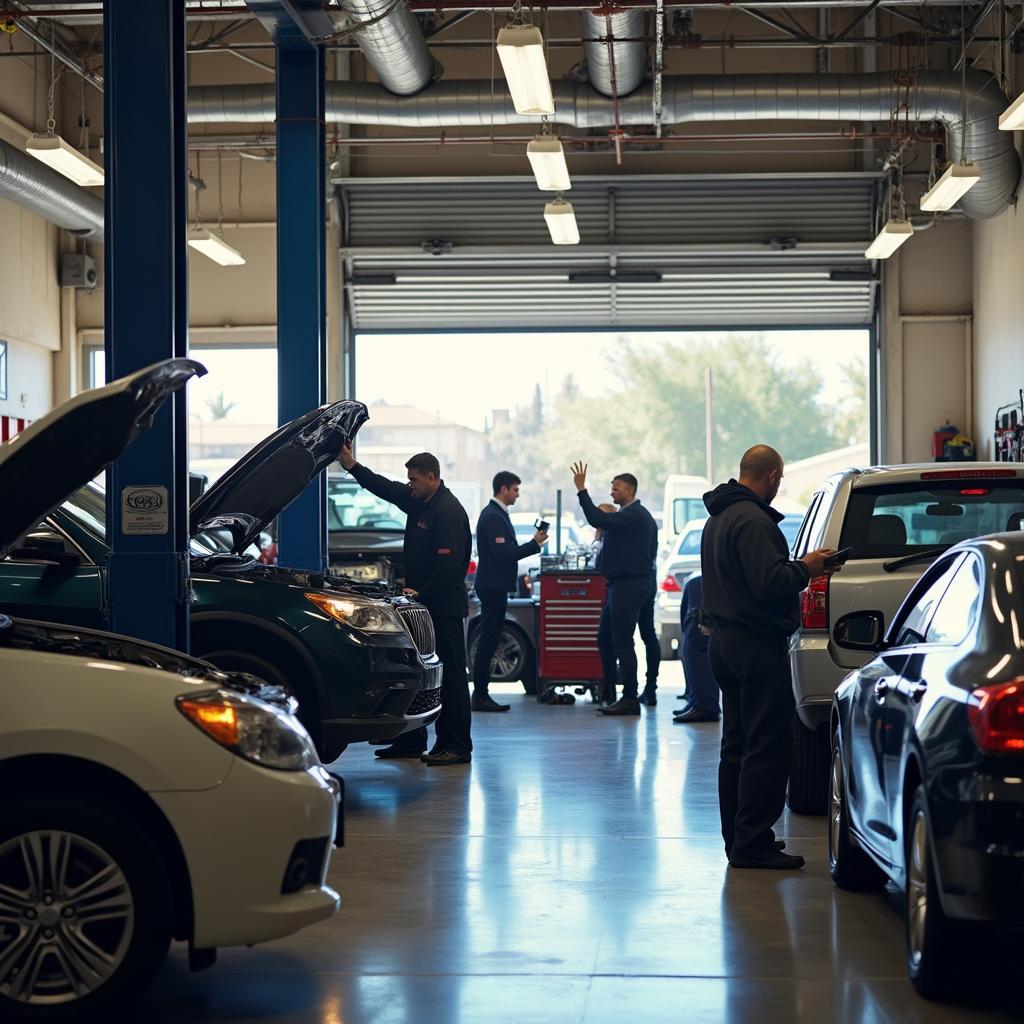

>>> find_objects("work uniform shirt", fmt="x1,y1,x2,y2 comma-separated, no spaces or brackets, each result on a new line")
348,462,471,618
474,498,540,593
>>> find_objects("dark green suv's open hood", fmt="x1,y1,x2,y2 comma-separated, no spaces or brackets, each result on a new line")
190,400,369,554
0,358,205,555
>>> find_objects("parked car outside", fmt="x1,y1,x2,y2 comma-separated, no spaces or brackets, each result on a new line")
788,463,1024,813
0,613,339,1019
655,513,803,660
828,534,1024,999
0,377,441,763
326,470,406,582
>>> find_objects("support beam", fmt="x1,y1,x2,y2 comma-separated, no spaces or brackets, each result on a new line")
275,43,328,571
103,0,191,649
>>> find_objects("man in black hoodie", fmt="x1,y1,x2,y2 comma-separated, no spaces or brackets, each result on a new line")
701,445,834,869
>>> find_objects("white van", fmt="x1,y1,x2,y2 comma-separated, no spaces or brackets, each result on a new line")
662,474,712,553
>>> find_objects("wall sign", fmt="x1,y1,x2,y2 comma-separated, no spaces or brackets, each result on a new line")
121,486,169,535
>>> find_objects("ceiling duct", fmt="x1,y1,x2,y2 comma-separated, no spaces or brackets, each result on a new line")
581,10,648,97
0,136,104,240
187,69,1017,219
335,0,435,96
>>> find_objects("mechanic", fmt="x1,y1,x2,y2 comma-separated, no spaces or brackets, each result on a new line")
572,462,658,716
672,573,720,724
595,502,660,706
339,444,473,766
472,471,548,712
700,445,833,868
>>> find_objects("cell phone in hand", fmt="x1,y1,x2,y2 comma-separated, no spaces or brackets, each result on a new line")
823,546,853,568
536,520,550,532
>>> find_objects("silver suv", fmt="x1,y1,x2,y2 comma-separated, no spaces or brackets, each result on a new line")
787,462,1024,813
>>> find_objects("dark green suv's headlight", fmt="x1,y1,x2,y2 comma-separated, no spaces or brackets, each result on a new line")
305,592,405,634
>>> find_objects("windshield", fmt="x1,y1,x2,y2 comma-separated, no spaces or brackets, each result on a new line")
676,527,704,556
840,481,1024,557
327,478,405,532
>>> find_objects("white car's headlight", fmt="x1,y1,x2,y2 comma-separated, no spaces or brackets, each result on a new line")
177,690,319,771
304,592,404,633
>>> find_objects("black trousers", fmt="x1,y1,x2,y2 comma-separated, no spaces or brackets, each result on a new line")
392,615,472,757
709,623,794,860
472,589,507,696
597,575,651,700
681,634,720,715
636,575,660,690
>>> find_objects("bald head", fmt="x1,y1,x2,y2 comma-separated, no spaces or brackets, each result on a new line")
738,445,785,504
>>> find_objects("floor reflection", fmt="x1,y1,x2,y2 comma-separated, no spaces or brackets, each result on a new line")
140,665,1019,1023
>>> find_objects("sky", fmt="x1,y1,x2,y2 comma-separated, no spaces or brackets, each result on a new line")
355,330,870,432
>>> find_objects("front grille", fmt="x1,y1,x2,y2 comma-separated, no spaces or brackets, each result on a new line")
398,606,436,657
407,687,442,716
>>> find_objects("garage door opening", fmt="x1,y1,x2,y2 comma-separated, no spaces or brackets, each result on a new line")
353,329,871,517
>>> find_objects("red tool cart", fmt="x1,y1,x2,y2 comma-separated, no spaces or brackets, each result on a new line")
538,568,606,701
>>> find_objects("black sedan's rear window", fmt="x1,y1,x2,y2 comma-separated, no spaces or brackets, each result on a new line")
840,480,1024,557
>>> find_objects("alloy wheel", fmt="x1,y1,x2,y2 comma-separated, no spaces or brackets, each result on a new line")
0,831,134,1005
828,747,843,867
907,811,929,969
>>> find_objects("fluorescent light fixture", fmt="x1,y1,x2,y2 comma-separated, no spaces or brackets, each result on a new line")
496,25,555,115
187,228,246,266
864,218,913,259
25,134,104,186
544,199,579,245
527,134,570,191
919,161,982,211
1000,91,1024,130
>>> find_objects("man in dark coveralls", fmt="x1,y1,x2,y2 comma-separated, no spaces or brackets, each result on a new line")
339,444,473,766
472,471,548,712
700,445,834,867
572,461,659,716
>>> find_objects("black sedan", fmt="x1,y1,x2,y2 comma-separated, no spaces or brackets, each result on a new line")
828,533,1024,1000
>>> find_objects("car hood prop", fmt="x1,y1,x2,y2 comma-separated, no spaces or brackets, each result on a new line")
0,358,205,555
189,400,369,555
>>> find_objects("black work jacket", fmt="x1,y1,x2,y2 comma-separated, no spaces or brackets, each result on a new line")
577,491,658,581
474,501,539,593
349,463,471,618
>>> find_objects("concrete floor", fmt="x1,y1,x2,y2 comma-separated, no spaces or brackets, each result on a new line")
143,663,1022,1023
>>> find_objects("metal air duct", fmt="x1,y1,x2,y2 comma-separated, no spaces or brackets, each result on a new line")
335,0,435,96
581,10,648,97
0,137,104,239
187,69,1019,218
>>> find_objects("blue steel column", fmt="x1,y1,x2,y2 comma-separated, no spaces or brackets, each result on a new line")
103,0,191,648
275,44,327,571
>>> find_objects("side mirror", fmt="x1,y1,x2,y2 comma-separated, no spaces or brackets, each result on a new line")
7,544,80,569
834,610,885,652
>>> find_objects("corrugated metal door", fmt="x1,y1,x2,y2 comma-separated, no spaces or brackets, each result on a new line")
339,174,878,329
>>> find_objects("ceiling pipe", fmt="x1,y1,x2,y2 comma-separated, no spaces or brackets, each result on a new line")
0,136,104,239
581,9,648,97
188,69,1020,218
333,0,436,95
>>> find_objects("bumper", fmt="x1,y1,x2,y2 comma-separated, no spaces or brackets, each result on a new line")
153,760,340,949
324,652,443,746
931,772,1024,925
790,632,851,730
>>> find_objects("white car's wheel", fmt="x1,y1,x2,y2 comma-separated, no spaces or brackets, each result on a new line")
0,797,172,1020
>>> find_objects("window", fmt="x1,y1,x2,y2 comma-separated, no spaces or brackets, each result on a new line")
0,340,7,400
926,556,982,646
673,498,706,535
327,476,405,532
4,522,78,561
676,527,704,555
841,481,1024,558
890,555,963,647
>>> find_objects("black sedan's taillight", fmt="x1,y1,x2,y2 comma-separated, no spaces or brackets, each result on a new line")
968,679,1024,753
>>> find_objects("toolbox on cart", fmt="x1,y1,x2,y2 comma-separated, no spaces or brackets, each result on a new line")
538,567,605,701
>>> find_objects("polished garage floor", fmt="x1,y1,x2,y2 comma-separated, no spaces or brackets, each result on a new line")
143,663,1020,1024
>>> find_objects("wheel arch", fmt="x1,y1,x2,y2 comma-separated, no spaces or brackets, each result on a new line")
0,754,194,942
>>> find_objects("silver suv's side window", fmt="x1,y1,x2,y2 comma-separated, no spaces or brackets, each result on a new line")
793,492,823,558
794,490,832,558
889,555,963,647
925,555,982,646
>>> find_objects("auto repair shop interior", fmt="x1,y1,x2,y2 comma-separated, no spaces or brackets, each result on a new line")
2,0,1024,1021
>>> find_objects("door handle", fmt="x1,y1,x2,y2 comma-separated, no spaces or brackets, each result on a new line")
873,679,890,699
904,683,927,701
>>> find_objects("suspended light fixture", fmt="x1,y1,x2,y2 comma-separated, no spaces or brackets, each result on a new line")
25,27,103,186
865,219,913,259
497,24,554,115
544,195,579,245
919,161,982,211
187,150,246,266
527,132,570,191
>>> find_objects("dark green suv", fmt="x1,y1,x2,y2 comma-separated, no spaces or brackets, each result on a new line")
0,363,441,763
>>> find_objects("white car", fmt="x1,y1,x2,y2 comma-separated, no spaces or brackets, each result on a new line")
0,359,340,1017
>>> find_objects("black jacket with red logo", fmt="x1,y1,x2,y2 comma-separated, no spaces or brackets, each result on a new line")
349,462,471,618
